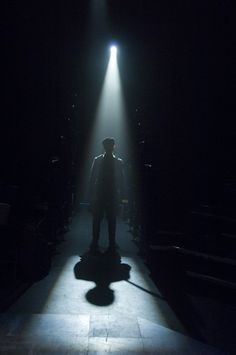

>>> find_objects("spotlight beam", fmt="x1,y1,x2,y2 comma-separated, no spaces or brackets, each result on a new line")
110,45,117,58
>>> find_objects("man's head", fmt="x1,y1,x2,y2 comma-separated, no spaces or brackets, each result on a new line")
102,137,115,153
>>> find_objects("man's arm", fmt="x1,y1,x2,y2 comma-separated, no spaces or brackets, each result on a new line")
117,158,126,201
88,157,97,203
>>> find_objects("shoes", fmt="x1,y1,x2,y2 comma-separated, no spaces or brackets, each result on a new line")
89,242,119,256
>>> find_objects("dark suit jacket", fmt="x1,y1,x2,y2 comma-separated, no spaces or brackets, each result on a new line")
89,153,124,204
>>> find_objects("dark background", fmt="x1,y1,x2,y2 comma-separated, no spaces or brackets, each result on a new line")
2,1,232,222
2,3,236,348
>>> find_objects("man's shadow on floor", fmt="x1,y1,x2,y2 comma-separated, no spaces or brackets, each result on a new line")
74,251,131,306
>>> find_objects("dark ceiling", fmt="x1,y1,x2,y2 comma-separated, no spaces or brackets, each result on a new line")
2,1,231,192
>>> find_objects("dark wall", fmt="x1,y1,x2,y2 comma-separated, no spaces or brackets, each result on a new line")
2,1,230,212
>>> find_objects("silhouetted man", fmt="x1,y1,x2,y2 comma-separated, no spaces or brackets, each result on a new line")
89,138,124,254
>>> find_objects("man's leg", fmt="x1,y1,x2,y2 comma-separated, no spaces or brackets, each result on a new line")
92,213,101,247
107,204,117,249
91,201,103,251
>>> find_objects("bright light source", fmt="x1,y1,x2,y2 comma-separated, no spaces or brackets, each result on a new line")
110,45,117,57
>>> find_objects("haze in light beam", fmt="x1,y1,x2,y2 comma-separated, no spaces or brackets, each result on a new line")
78,46,130,203
90,48,129,160
110,45,117,58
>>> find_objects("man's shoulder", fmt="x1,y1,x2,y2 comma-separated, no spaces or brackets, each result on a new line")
116,157,123,164
93,154,123,165
91,155,104,169
94,154,104,161
115,157,124,168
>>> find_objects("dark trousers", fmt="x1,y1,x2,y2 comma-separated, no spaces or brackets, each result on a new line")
92,198,117,247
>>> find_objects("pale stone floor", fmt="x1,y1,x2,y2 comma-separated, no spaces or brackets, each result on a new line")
0,210,225,354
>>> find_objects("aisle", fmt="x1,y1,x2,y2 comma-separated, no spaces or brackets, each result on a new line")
0,210,222,354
